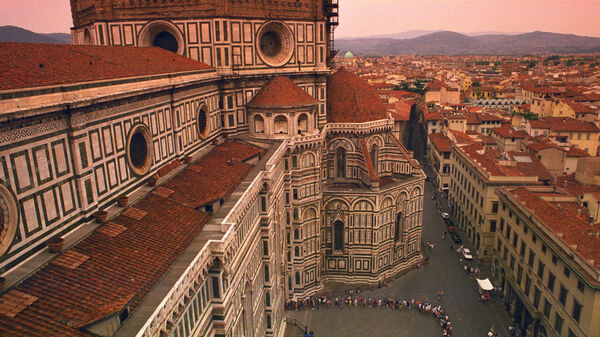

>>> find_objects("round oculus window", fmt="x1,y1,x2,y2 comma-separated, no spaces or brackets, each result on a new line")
138,20,185,55
0,184,18,258
196,103,209,139
126,124,153,176
153,31,179,53
256,21,294,67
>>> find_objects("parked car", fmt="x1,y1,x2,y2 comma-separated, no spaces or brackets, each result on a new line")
462,248,473,260
447,225,456,233
451,233,462,244
444,218,454,226
441,212,449,219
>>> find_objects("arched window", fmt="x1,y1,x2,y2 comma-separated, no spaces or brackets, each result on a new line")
265,292,271,307
254,115,265,134
286,232,290,244
264,264,270,283
293,208,299,220
288,277,292,290
336,147,346,178
294,229,299,240
370,144,378,173
294,246,299,257
298,113,309,133
266,314,272,330
295,271,300,285
334,220,344,251
394,213,403,242
274,115,288,134
83,29,92,45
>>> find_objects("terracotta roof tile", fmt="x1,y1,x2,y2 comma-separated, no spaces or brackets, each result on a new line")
554,174,600,197
51,251,89,270
492,125,528,139
0,43,212,91
0,291,37,318
152,186,175,198
531,117,600,133
566,147,590,158
96,222,127,237
121,207,148,221
327,68,388,123
428,133,453,153
506,187,600,274
0,140,262,336
166,141,265,207
247,77,318,108
424,79,451,90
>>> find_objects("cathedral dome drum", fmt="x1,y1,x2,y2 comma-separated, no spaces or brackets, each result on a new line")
247,76,318,139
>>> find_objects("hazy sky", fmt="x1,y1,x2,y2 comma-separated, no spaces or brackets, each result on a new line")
1,0,599,37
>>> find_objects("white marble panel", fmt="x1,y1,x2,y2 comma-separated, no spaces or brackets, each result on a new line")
43,190,57,222
53,142,67,174
60,182,73,211
14,154,31,189
35,148,50,181
23,198,38,232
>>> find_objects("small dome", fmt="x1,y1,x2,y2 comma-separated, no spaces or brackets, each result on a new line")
344,51,354,58
327,68,388,123
247,76,318,109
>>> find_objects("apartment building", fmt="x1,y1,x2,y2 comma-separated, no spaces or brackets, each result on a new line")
494,186,600,337
523,118,600,156
449,144,551,259
428,133,453,193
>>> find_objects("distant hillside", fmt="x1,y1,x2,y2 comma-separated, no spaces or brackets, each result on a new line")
337,31,600,55
0,26,70,44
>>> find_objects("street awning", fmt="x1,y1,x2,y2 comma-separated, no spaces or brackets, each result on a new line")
477,278,494,291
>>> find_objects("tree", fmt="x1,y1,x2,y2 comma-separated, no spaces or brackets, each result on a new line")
471,81,481,87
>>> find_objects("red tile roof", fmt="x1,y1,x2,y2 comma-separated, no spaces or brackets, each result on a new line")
563,100,595,114
165,140,266,206
424,111,443,121
424,79,452,91
529,117,600,133
554,174,600,197
0,43,212,91
492,125,528,139
0,140,263,336
566,147,590,158
428,133,453,153
246,76,318,109
505,187,600,273
327,68,388,123
386,100,412,121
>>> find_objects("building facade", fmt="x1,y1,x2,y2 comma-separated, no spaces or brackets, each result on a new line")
0,1,425,337
494,186,600,337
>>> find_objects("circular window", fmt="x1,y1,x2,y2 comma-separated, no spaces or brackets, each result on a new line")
138,20,185,55
196,103,209,139
256,21,294,67
126,124,153,176
153,31,178,53
260,32,281,57
0,184,18,258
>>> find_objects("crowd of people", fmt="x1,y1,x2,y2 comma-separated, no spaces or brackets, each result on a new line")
285,293,455,336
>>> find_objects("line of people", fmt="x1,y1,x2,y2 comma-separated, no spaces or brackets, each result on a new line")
285,295,454,336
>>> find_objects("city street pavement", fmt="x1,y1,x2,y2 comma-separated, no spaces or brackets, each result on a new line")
286,180,513,337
